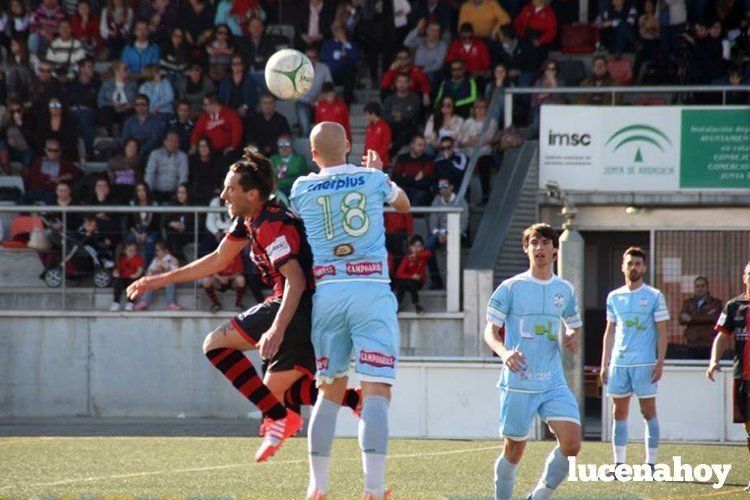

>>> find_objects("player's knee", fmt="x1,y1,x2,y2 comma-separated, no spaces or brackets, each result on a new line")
612,405,628,420
502,439,525,463
641,408,656,420
201,277,212,288
560,439,581,457
361,381,391,401
202,329,222,354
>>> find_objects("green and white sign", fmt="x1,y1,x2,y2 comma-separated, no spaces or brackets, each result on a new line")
539,106,750,192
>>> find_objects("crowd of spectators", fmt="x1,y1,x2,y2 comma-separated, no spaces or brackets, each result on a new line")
0,0,748,308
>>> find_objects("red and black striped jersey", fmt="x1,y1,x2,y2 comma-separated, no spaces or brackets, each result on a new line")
715,294,750,380
226,201,315,299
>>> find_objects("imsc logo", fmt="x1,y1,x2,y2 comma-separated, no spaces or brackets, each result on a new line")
605,124,673,163
547,131,592,146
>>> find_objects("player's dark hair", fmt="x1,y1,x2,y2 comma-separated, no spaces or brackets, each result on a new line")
623,246,647,262
408,235,424,246
521,223,559,249
364,102,381,116
230,147,276,198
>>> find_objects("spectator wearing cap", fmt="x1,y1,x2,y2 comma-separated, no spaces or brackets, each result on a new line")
122,94,166,157
28,0,67,56
297,44,334,137
97,60,137,136
447,23,492,81
514,0,557,64
314,82,352,142
176,63,216,119
404,19,449,84
139,65,175,121
380,49,432,109
426,177,468,289
392,134,435,207
121,20,161,78
145,131,189,203
458,0,510,39
190,93,243,156
434,60,478,118
678,276,723,359
244,93,291,158
364,102,393,168
218,54,258,120
269,134,309,196
320,23,359,104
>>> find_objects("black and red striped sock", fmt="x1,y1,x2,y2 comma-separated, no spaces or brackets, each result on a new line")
206,348,287,420
235,286,246,306
284,376,360,410
204,286,219,305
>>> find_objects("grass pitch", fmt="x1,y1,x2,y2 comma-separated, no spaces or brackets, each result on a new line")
1,436,749,499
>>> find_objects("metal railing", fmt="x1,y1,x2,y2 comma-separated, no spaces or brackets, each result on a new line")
503,84,750,128
0,204,463,312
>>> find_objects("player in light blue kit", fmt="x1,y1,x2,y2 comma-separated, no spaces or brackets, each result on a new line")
484,223,582,500
600,246,669,469
289,122,410,500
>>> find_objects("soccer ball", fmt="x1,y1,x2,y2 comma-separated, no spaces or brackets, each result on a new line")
264,49,315,101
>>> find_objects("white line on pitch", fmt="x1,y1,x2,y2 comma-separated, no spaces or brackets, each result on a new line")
0,444,501,491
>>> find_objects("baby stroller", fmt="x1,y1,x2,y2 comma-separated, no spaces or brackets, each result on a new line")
41,220,114,288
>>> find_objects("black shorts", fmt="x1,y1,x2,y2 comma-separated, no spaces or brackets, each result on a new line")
230,292,316,376
732,378,750,423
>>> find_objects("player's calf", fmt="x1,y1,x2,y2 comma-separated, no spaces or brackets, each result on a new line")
359,384,391,499
495,438,525,500
529,421,580,500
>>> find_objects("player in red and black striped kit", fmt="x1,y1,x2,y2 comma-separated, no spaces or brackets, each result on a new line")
707,259,750,490
128,148,360,463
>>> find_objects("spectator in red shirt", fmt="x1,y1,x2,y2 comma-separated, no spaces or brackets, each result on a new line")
364,102,392,168
514,0,557,62
111,241,145,311
384,210,413,279
380,49,432,109
446,23,492,79
395,235,432,313
314,82,352,142
25,138,83,205
190,94,243,156
202,253,247,313
391,134,434,206
71,0,102,57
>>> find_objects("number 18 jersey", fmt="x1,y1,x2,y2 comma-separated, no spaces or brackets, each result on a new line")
289,164,399,285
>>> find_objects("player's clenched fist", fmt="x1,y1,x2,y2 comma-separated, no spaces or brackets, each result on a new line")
563,330,579,353
502,350,526,373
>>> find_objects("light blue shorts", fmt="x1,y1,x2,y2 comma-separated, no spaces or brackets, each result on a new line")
498,385,581,441
607,365,657,399
312,281,399,385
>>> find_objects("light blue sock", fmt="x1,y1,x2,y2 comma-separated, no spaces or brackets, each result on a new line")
645,417,659,464
537,446,569,490
359,396,390,495
613,419,628,463
307,397,340,495
494,455,518,500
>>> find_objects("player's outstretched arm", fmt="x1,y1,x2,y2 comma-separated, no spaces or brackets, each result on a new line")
127,236,246,300
257,258,307,360
706,331,730,381
600,321,616,385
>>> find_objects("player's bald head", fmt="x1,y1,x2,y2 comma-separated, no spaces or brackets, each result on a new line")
310,122,348,166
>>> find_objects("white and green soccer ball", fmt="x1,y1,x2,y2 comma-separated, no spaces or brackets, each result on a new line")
264,49,315,101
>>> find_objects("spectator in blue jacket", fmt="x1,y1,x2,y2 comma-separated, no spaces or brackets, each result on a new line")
139,65,175,121
97,61,138,136
217,54,258,119
121,20,161,77
320,23,359,103
122,94,166,157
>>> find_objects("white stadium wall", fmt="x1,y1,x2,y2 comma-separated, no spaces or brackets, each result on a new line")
0,313,742,442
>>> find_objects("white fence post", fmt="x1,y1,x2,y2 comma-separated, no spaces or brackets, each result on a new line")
446,211,461,312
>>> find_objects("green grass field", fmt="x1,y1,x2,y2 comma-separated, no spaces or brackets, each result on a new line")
1,437,748,499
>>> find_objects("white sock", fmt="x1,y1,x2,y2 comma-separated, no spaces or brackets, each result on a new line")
646,447,658,464
362,453,387,496
614,445,626,463
359,397,390,495
307,456,331,497
531,482,555,500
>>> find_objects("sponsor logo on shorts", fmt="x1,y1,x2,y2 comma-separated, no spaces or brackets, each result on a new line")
316,357,329,371
346,261,383,276
334,243,354,257
313,265,336,279
359,350,395,368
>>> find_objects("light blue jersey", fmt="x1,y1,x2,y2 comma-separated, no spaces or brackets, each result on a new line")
486,271,582,393
290,164,399,285
606,284,669,367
